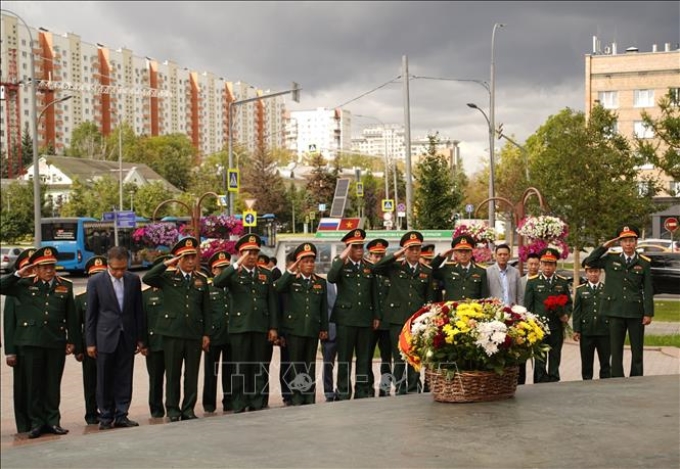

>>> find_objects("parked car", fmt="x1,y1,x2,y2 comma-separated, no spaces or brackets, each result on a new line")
1,246,24,273
645,251,680,295
637,238,679,253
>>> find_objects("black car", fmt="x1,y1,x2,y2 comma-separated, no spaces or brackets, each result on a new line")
645,252,680,295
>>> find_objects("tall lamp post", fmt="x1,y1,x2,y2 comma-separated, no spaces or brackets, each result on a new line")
488,22,505,231
2,9,40,247
467,102,496,230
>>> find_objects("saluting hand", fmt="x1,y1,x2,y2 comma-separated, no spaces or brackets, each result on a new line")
16,263,35,278
164,256,181,267
289,258,301,274
339,244,353,261
603,236,621,249
394,247,407,259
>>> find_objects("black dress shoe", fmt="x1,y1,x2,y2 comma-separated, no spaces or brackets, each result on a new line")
85,418,99,425
114,417,139,428
28,427,42,439
203,406,216,413
150,412,165,419
180,413,198,421
44,425,69,435
99,421,113,430
169,416,181,422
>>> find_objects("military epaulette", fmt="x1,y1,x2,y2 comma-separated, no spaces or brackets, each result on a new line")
556,275,567,280
639,254,651,262
363,259,374,266
528,274,539,280
207,278,214,285
56,276,72,283
194,271,208,278
576,283,587,289
475,264,487,270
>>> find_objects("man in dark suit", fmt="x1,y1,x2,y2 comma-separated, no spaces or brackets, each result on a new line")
86,246,145,430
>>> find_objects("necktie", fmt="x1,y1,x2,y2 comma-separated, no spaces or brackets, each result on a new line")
626,257,632,266
184,274,191,287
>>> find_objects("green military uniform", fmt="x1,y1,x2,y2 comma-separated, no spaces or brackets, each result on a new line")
430,236,489,301
203,251,234,413
2,248,34,434
372,231,435,394
142,237,210,421
274,243,329,405
327,229,378,400
213,234,278,413
0,246,79,437
523,249,573,383
573,281,610,380
143,285,166,417
421,244,443,303
365,238,393,397
584,225,654,377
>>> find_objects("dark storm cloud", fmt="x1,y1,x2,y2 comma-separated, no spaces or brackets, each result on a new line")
5,1,679,173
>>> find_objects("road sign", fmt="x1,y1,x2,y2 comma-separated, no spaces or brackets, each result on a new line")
356,182,364,197
217,195,227,207
382,199,394,212
397,203,406,212
384,220,393,228
309,211,316,220
664,217,679,233
465,204,474,214
309,144,317,152
102,211,115,222
228,169,239,192
318,203,326,212
116,211,136,229
243,210,257,227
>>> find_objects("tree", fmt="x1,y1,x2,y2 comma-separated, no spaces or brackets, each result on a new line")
304,153,337,215
132,133,195,191
241,146,288,216
133,181,176,219
282,181,305,233
0,181,35,242
413,134,464,229
527,106,658,280
67,121,105,159
636,88,680,184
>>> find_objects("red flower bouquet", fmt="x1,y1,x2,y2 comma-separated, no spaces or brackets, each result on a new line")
543,294,569,313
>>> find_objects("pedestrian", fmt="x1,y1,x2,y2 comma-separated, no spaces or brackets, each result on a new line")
572,262,611,380
143,254,171,418
420,243,443,302
142,237,211,421
520,252,541,305
431,235,489,301
274,242,329,405
326,229,379,400
523,248,572,383
86,246,145,430
213,234,278,413
74,256,108,425
365,238,393,397
0,246,79,439
372,231,435,394
203,251,234,413
583,225,653,377
3,248,36,434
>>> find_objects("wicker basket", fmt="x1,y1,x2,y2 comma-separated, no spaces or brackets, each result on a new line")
425,366,519,403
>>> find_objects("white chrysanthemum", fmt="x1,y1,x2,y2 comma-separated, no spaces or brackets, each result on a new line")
511,305,527,315
475,320,508,356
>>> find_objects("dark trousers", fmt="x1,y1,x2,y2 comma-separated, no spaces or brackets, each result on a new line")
286,335,319,405
321,338,338,401
610,317,645,377
579,334,611,380
82,355,98,423
145,349,165,417
336,324,372,400
96,333,135,424
367,329,392,396
202,342,233,412
390,325,421,394
19,345,66,429
163,336,202,419
518,361,527,385
279,336,293,404
229,332,270,412
12,357,30,433
534,327,564,383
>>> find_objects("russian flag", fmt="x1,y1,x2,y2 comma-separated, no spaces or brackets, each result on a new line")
317,218,341,231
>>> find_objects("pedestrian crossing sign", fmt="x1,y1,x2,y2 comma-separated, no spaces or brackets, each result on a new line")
356,182,364,197
382,199,394,212
228,169,239,192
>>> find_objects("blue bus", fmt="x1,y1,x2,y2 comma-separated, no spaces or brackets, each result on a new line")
40,217,150,273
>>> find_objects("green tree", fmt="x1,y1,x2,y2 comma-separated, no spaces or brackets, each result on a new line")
527,106,658,278
241,146,288,216
0,181,35,242
104,123,138,162
636,88,680,184
282,181,305,233
132,133,195,191
413,134,463,229
304,153,337,215
66,121,105,158
133,181,176,219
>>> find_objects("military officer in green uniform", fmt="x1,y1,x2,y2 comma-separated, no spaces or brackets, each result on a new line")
365,238,393,397
143,254,170,418
572,262,610,380
213,234,278,413
3,248,36,434
74,256,108,424
523,248,572,383
203,251,234,413
274,242,329,405
327,229,379,400
430,235,489,301
584,225,653,378
0,246,79,438
421,243,443,303
372,231,435,394
142,237,210,422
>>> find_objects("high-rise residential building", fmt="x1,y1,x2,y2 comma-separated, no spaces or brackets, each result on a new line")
351,124,406,161
0,13,287,174
585,37,680,199
286,107,352,159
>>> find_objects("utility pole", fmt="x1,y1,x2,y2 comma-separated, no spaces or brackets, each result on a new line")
402,55,413,230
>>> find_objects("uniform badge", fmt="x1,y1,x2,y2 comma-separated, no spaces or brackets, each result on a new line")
45,248,53,256
186,239,194,247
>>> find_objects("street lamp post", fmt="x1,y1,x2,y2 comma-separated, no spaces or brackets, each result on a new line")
467,102,495,229
2,9,41,247
489,22,505,231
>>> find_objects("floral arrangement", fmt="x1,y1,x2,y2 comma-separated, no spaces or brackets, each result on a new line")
453,223,496,264
132,223,180,249
178,215,244,240
544,294,570,313
516,216,569,262
200,238,238,263
399,299,550,375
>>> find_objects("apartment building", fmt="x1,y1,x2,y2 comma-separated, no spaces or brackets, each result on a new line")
0,13,287,170
585,37,680,199
286,107,352,159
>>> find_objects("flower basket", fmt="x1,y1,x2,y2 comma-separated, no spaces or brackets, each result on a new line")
426,366,519,403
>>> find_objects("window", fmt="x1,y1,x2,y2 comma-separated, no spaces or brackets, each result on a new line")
637,181,654,197
670,181,680,197
670,88,680,107
634,121,654,139
597,91,618,109
634,89,655,108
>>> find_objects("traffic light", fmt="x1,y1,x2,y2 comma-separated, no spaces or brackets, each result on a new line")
291,82,301,103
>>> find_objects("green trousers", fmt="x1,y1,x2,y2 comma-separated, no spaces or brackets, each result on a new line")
286,335,319,405
162,336,202,419
20,345,66,429
145,350,165,417
229,332,270,412
610,317,645,377
336,325,372,400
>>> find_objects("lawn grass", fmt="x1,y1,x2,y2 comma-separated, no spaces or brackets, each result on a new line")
653,301,680,322
625,334,680,348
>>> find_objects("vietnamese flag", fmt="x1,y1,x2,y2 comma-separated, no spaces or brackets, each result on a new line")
340,218,360,230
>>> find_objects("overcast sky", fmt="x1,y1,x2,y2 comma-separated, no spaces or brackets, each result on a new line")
4,1,679,174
